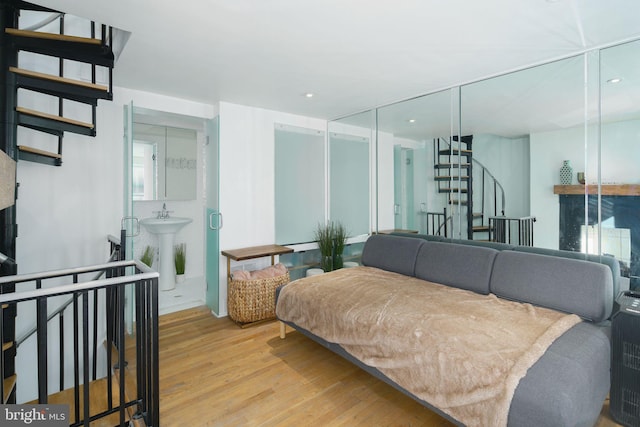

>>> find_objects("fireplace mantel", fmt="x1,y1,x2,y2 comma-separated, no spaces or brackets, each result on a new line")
553,184,640,196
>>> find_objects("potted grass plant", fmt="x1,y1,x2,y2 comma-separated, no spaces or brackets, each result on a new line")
140,245,155,268
174,243,186,283
315,221,348,272
315,222,334,272
332,221,347,270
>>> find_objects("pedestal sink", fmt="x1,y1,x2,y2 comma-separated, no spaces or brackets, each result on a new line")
140,217,192,291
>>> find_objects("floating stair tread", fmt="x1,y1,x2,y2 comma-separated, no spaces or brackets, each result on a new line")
440,188,468,193
28,378,130,427
6,28,102,45
3,374,16,403
2,341,13,351
16,107,94,129
10,67,108,92
435,163,471,169
473,225,490,232
439,149,472,156
434,176,469,180
18,145,62,159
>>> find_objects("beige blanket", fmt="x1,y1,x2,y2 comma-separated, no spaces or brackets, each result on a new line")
276,266,581,426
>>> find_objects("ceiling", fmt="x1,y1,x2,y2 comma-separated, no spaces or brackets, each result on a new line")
31,0,640,122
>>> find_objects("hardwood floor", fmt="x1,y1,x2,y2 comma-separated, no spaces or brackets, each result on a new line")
157,306,621,427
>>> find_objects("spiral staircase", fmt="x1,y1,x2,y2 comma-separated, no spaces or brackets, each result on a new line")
1,0,130,417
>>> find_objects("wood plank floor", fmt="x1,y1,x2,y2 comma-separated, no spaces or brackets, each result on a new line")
157,306,621,427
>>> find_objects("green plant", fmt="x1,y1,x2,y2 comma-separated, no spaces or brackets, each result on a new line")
332,221,348,270
315,222,334,272
174,243,186,275
140,245,155,267
315,221,348,271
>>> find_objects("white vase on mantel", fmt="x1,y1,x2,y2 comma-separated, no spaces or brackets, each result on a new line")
559,160,573,185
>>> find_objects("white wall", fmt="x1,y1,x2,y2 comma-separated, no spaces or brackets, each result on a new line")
216,102,326,316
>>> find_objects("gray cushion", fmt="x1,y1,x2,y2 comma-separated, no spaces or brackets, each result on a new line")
360,234,424,276
513,246,622,298
448,238,515,251
414,242,498,294
390,232,446,242
490,251,613,322
509,322,611,427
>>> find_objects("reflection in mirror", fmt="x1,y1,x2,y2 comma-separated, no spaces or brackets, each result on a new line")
132,108,199,201
329,133,370,237
461,55,585,247
328,109,374,237
597,39,640,289
132,139,156,200
375,89,455,237
324,38,640,289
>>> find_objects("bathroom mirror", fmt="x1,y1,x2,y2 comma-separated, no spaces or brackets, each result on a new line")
131,108,199,201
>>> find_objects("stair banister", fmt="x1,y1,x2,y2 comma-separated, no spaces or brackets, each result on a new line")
0,259,159,426
471,156,506,216
15,244,121,348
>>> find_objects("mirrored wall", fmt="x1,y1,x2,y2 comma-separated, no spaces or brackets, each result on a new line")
329,38,640,289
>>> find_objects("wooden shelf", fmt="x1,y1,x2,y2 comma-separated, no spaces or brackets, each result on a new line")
221,244,293,280
221,245,292,261
553,184,640,196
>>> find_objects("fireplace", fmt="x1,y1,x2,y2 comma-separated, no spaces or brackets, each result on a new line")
555,185,640,290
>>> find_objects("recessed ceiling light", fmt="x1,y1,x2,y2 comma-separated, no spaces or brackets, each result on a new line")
407,119,416,123
607,78,622,84
304,93,314,98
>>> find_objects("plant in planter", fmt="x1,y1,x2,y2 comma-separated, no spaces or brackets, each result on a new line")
140,245,155,268
315,221,348,272
332,221,347,270
174,243,186,282
315,222,334,272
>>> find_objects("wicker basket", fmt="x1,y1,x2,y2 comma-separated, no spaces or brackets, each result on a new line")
228,271,290,324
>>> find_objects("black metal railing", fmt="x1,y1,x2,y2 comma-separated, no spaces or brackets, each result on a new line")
425,208,449,237
0,257,159,427
489,216,537,246
15,235,123,363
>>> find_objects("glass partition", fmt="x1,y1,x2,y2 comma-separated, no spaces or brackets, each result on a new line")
461,55,586,247
326,37,640,289
375,89,457,237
